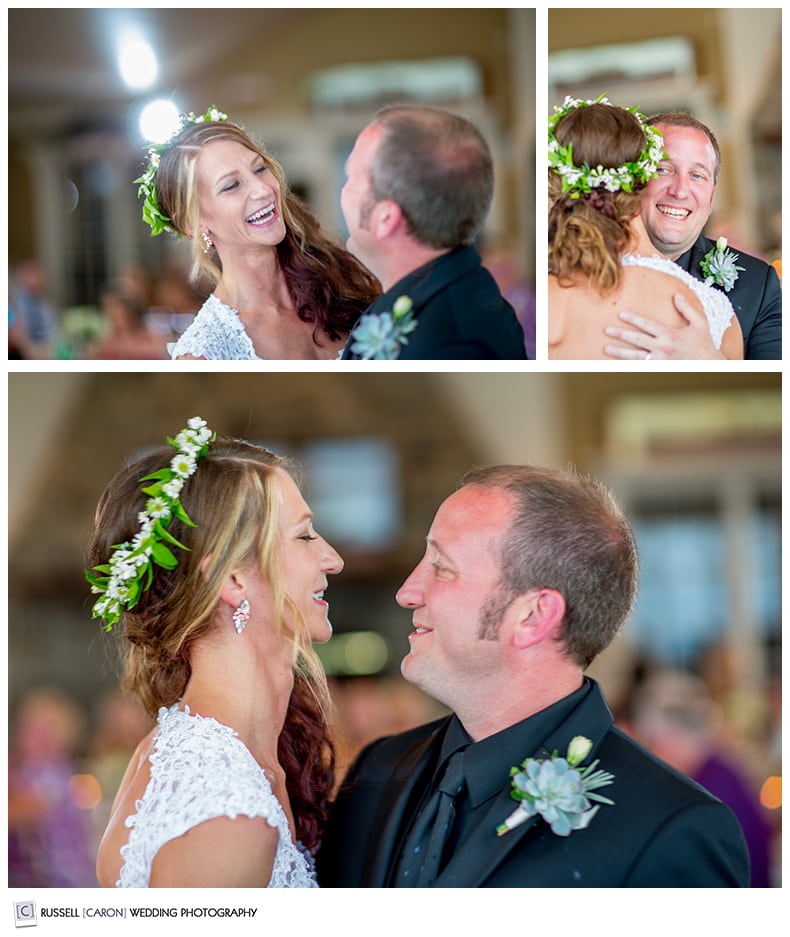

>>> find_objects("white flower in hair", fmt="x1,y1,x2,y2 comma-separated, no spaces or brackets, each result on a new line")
171,451,197,477
163,478,185,498
146,497,171,520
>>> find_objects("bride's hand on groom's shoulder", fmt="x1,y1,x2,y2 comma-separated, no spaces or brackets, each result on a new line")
604,294,725,360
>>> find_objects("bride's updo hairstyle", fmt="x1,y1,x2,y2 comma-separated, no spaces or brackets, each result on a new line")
549,103,649,293
87,436,334,848
154,120,378,341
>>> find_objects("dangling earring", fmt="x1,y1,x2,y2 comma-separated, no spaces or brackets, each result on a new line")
201,230,213,254
232,598,250,634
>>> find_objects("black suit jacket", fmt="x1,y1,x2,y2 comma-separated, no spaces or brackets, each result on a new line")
676,234,781,360
342,246,528,360
317,681,749,887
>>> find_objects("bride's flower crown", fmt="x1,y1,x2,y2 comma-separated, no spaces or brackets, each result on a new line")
548,94,666,199
134,106,228,236
86,417,216,630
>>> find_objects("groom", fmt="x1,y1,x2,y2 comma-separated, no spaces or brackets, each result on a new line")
606,112,781,360
339,105,527,359
316,465,749,887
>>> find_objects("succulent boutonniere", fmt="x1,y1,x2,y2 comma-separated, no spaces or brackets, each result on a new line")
699,237,745,292
496,736,615,838
348,295,417,360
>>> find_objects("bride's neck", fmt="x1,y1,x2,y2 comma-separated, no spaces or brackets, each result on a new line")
181,640,294,765
627,214,660,257
214,246,293,313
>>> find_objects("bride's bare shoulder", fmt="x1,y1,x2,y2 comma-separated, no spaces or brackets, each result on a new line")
620,263,704,315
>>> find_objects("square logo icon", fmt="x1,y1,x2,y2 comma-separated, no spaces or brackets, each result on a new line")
14,902,37,928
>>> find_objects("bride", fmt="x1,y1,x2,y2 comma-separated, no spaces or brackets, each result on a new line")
548,97,743,359
137,108,379,360
87,419,343,886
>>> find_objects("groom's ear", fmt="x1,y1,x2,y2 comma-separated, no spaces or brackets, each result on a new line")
373,199,404,240
509,588,566,650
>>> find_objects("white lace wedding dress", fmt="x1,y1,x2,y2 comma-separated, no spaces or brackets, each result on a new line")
622,253,735,350
169,294,261,359
117,704,317,887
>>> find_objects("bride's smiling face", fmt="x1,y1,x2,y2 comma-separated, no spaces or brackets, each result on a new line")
275,471,344,644
195,139,287,252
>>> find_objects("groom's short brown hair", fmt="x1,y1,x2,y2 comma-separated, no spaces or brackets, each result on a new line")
369,105,494,250
459,464,639,669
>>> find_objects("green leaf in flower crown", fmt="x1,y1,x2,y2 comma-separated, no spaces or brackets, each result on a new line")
151,542,178,569
141,468,174,483
85,571,107,589
126,578,141,607
173,500,197,527
155,521,190,551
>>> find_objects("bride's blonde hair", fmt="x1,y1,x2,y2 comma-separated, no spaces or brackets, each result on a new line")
86,437,336,849
549,104,649,294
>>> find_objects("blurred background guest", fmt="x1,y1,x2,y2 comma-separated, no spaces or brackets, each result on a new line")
9,686,97,887
628,668,775,887
86,280,169,359
9,258,61,358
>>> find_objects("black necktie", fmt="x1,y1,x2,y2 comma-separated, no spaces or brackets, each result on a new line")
395,750,466,887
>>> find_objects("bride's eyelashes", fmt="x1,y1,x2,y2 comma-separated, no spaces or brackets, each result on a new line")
220,166,267,193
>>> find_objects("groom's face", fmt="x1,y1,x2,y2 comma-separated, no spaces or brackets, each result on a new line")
641,124,717,260
395,485,514,712
341,123,383,272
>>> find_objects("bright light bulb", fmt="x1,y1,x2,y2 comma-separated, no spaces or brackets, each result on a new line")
139,99,181,143
119,35,158,90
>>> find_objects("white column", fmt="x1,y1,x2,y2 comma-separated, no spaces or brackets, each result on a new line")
26,143,70,307
508,8,535,280
438,373,568,469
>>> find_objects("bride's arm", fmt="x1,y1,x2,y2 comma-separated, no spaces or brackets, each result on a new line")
149,815,278,887
719,315,744,359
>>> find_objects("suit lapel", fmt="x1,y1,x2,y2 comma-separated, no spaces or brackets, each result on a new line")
435,684,614,887
678,234,712,280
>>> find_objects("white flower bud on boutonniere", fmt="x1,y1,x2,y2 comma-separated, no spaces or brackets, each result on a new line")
566,735,594,767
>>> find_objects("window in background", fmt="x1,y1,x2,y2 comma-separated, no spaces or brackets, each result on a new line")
301,437,401,551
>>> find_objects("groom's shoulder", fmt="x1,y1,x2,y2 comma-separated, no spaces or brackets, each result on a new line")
356,716,449,768
600,723,726,811
376,715,449,750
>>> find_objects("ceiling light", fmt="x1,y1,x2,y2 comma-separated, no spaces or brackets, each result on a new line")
139,99,180,143
119,34,158,90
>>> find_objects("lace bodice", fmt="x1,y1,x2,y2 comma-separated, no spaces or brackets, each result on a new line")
117,705,317,888
622,253,735,350
169,294,261,360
